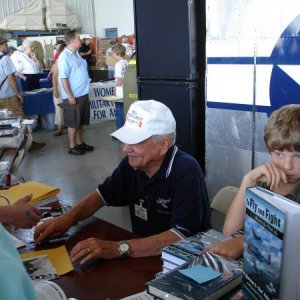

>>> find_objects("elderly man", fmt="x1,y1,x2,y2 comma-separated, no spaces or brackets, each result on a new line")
34,100,211,264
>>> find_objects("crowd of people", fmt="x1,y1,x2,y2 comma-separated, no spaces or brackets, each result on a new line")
1,30,299,299
0,31,135,154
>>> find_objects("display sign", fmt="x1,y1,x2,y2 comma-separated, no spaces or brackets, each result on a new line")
89,81,117,123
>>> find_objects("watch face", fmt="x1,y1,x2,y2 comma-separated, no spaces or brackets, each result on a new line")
120,242,129,252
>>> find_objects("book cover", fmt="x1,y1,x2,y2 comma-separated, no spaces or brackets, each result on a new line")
243,187,300,300
161,229,231,269
147,252,243,300
20,245,74,276
23,254,58,280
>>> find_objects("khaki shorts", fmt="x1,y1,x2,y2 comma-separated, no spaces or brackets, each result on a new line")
0,96,24,118
62,94,90,129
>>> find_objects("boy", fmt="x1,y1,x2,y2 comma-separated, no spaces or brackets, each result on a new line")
206,104,300,258
111,44,128,98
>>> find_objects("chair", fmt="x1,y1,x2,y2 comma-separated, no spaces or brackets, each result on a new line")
210,186,239,231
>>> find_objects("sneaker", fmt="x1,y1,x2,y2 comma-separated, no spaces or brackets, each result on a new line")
76,142,94,151
28,141,46,152
68,147,85,155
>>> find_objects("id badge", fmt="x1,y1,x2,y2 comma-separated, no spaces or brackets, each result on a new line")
135,199,148,221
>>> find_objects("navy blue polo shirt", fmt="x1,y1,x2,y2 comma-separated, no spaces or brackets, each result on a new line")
97,146,211,238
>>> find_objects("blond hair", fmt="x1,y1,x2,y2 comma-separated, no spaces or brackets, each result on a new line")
264,104,300,152
111,44,126,57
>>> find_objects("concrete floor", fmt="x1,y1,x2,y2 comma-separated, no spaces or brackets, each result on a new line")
16,120,132,231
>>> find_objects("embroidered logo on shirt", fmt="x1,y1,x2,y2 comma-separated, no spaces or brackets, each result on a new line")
156,197,171,209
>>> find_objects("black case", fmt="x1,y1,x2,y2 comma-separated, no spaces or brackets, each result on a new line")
138,80,205,169
134,0,205,80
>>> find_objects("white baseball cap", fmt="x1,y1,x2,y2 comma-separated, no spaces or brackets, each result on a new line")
111,100,176,144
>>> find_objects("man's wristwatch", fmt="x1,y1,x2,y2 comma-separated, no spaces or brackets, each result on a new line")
118,241,130,257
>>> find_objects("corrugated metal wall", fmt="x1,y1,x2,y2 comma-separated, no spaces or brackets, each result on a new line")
66,0,94,34
0,0,95,35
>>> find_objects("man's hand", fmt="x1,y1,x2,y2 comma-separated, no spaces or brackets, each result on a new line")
243,162,288,191
68,95,76,105
16,93,23,105
10,195,41,228
70,238,119,264
34,215,72,245
202,236,244,260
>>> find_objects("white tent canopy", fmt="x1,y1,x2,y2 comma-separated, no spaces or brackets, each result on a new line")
0,0,81,31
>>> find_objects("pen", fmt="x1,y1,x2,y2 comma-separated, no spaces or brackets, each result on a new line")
40,234,69,245
30,233,69,245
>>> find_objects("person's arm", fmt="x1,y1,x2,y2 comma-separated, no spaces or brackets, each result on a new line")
52,63,59,98
7,74,23,104
202,236,244,260
223,162,288,235
0,195,41,228
61,78,76,104
34,191,104,244
79,47,92,57
70,229,181,264
115,77,123,87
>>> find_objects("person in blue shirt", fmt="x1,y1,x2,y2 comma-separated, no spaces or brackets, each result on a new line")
34,100,211,264
0,194,41,300
0,223,38,300
58,30,94,155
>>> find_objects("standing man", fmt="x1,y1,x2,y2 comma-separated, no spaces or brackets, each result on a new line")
58,30,94,155
0,37,24,116
79,37,93,81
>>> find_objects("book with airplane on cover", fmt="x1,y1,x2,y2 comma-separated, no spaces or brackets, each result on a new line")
147,252,243,300
161,229,234,272
243,187,300,300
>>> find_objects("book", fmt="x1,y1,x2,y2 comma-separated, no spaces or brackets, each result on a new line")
161,229,232,271
243,187,300,300
23,254,58,280
20,245,74,276
0,180,60,206
147,252,243,300
120,291,154,300
0,127,18,137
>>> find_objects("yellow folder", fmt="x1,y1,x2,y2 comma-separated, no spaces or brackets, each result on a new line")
20,245,73,276
0,181,60,206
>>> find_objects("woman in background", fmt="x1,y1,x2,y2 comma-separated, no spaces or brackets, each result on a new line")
52,41,66,136
10,40,40,91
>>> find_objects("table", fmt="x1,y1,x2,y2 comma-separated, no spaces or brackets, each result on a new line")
22,81,120,130
23,90,55,131
16,217,162,300
39,78,53,88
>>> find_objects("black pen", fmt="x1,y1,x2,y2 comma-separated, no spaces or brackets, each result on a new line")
30,233,69,245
